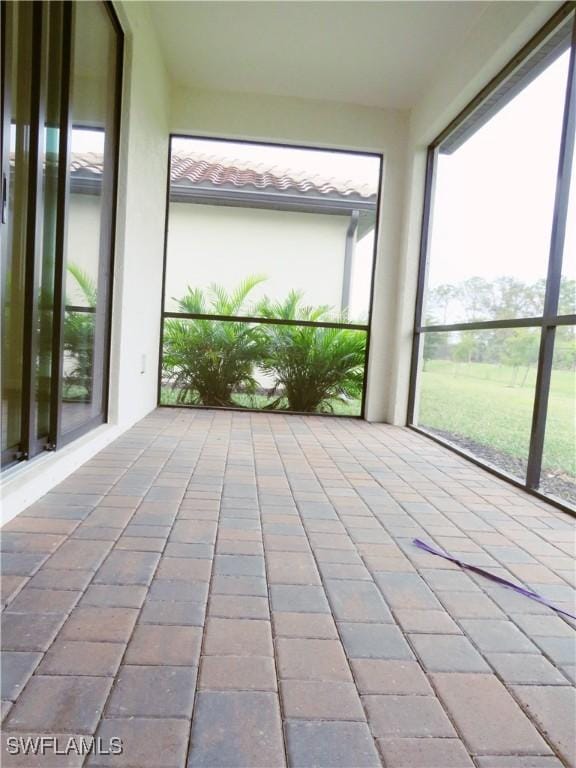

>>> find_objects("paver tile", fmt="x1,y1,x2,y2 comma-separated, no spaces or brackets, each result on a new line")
139,600,205,626
106,665,196,718
38,641,125,677
44,540,112,571
208,594,269,619
93,551,160,586
285,721,380,768
81,584,147,609
431,673,550,755
60,607,138,643
1,652,42,700
437,591,505,619
512,685,576,768
395,608,462,633
474,757,566,767
89,717,190,767
363,694,456,738
339,622,414,659
204,618,273,656
410,633,490,672
273,612,338,639
325,580,393,622
4,676,112,733
281,680,365,720
270,584,330,613
351,659,433,695
486,653,570,684
6,587,80,614
125,625,202,666
199,655,277,690
377,737,474,767
188,691,284,767
1,613,66,651
148,579,209,603
375,572,442,610
276,638,352,681
460,619,538,653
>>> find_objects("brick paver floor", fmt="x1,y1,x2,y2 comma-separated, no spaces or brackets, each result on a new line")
1,408,575,767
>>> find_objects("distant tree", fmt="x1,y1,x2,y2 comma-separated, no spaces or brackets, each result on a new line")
492,276,540,319
554,324,576,371
452,334,476,367
558,279,576,317
502,328,540,386
422,328,444,371
428,284,457,324
457,277,494,322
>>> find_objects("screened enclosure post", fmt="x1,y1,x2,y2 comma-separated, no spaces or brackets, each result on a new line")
407,147,437,425
526,14,576,489
157,137,173,408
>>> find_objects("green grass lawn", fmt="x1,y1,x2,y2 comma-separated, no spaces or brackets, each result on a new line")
418,360,575,478
160,387,361,416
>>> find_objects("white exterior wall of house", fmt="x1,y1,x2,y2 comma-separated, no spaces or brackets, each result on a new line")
66,197,373,318
66,194,101,304
165,203,350,313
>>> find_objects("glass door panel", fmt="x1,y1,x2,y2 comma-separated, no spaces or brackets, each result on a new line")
1,2,33,467
60,2,119,438
32,2,65,454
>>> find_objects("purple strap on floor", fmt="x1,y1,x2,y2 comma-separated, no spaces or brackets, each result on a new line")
412,538,576,621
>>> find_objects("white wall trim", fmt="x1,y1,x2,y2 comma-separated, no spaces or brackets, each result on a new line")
0,422,128,526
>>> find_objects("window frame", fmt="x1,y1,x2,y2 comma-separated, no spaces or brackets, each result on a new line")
407,3,576,514
157,133,384,419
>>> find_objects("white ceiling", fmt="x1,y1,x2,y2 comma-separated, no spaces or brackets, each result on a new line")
149,1,502,110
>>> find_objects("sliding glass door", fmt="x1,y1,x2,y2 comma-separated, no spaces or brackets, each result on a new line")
0,0,122,470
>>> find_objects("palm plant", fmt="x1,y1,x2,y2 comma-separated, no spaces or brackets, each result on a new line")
163,276,267,406
63,265,97,401
258,291,366,412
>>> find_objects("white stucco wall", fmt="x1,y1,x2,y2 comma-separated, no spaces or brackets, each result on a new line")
165,203,350,313
66,194,100,304
109,1,170,429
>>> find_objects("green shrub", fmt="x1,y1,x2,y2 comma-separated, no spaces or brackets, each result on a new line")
257,291,366,412
162,276,267,406
63,265,96,401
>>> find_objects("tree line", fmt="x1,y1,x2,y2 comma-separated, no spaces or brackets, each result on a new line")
424,277,575,376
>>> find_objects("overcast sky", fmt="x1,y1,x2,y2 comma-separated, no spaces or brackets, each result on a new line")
428,49,574,293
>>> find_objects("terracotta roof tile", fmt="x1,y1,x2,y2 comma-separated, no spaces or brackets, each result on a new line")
68,152,377,201
170,155,376,199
